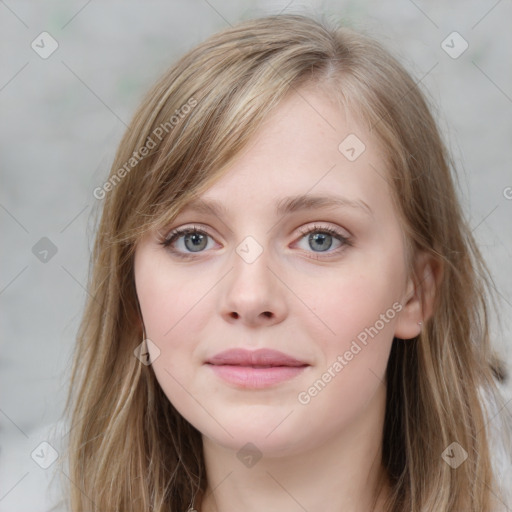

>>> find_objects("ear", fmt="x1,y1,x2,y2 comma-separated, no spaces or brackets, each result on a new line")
394,251,442,340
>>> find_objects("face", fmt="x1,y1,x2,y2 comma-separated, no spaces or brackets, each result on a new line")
134,85,417,457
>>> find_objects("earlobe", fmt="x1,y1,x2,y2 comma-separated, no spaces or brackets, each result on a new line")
394,252,441,340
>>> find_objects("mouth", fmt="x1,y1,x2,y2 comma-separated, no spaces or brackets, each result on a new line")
206,348,308,367
205,348,309,388
213,364,299,368
206,363,308,368
205,364,308,388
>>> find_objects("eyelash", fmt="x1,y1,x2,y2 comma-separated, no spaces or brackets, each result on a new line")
159,223,352,260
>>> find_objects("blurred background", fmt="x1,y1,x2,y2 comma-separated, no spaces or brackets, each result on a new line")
1,1,511,510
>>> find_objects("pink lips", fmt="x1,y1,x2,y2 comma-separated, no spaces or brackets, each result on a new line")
205,348,309,389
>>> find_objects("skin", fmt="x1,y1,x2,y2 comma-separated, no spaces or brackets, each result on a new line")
134,84,436,512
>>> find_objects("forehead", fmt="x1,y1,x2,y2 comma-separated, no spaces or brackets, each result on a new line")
187,86,392,218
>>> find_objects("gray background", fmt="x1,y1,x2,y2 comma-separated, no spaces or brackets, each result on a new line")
1,1,511,510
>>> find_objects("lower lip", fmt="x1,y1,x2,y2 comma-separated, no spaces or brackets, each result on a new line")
206,364,308,388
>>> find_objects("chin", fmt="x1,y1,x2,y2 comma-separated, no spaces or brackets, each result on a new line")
200,419,310,458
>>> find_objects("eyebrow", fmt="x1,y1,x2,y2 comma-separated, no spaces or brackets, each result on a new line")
180,193,373,218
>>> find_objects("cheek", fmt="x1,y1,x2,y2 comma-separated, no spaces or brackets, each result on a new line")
299,262,402,353
135,254,213,340
292,264,400,413
294,273,397,434
134,253,215,391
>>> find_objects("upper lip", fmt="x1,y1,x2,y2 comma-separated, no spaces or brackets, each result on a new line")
206,348,308,367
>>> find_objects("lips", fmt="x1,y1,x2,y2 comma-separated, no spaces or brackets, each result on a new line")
205,348,309,389
206,348,308,367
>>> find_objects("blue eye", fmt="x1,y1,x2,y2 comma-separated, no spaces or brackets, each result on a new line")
295,224,351,255
160,225,214,255
160,223,352,259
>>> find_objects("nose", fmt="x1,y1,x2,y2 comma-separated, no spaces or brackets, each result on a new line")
219,241,287,328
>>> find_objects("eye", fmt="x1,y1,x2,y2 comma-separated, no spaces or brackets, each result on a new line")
159,223,352,259
295,224,352,258
159,225,216,258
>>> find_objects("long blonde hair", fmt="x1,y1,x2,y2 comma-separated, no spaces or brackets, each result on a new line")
59,13,511,511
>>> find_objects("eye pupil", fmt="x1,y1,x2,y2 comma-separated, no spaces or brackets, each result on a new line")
185,232,207,251
309,233,332,252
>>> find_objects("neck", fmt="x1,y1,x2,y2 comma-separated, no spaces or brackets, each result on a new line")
195,382,392,512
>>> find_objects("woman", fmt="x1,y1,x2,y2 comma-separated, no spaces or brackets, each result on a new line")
60,13,512,512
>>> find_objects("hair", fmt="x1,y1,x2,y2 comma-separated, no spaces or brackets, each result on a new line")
58,12,512,512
